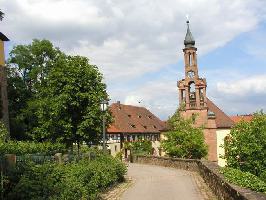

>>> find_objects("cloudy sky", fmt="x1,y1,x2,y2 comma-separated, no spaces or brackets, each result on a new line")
1,0,266,120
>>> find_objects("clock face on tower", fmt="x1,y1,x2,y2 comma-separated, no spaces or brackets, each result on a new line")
187,71,195,78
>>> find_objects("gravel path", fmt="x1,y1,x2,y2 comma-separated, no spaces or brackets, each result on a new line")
120,163,207,200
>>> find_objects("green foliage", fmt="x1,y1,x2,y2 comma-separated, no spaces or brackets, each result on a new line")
7,39,110,146
0,141,66,156
161,110,208,159
224,111,266,177
32,55,109,147
0,121,8,141
130,140,153,155
115,151,123,160
7,39,63,140
220,167,266,193
6,154,126,200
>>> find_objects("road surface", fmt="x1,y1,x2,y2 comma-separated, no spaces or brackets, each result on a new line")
121,163,205,200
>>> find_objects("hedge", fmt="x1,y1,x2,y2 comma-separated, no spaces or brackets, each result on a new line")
5,153,127,199
0,141,66,156
220,167,266,193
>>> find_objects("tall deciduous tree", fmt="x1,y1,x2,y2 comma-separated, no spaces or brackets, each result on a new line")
7,39,63,139
161,110,208,159
32,55,109,148
224,111,266,178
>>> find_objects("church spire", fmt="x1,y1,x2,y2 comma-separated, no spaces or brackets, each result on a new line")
184,20,195,48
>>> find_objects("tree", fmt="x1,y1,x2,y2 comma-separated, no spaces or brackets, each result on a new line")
32,55,110,149
224,111,266,178
7,39,63,139
161,110,208,159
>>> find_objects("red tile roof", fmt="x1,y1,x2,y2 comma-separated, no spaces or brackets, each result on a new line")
207,98,234,128
230,115,253,123
107,102,166,134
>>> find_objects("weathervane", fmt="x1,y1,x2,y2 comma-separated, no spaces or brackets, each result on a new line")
186,14,190,23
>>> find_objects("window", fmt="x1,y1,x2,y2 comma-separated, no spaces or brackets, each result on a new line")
189,53,192,66
131,124,136,128
138,115,142,118
153,125,157,129
128,114,131,118
189,82,195,93
187,71,195,78
143,125,147,129
148,115,152,119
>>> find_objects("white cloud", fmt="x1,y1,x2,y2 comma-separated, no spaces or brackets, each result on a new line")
216,75,266,96
1,0,266,118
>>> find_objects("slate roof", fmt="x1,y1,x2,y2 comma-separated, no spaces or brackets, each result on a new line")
230,115,253,123
107,102,166,134
207,98,234,128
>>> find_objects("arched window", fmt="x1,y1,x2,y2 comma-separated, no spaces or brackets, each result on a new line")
189,82,195,93
189,53,192,66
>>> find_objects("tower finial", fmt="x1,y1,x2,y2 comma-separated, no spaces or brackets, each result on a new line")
184,19,195,48
186,14,189,24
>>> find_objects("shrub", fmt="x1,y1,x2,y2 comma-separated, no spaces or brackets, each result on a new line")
0,121,8,141
161,110,208,159
6,153,127,200
0,141,66,156
124,140,153,156
220,167,266,193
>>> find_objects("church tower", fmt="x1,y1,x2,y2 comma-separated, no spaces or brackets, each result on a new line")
177,21,235,163
178,20,207,111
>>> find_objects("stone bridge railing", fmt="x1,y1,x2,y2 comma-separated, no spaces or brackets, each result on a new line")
132,155,266,200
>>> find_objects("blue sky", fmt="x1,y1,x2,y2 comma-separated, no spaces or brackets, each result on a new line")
1,0,266,120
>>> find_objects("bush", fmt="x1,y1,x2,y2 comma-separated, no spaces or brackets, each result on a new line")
0,141,66,156
224,111,266,177
220,167,266,193
6,153,127,200
125,140,153,156
161,110,208,159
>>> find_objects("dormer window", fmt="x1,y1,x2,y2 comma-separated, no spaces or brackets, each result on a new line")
143,125,147,129
148,115,152,119
128,114,131,118
131,124,136,128
153,125,157,129
138,115,142,118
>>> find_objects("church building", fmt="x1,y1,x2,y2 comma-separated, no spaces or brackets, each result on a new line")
178,21,234,165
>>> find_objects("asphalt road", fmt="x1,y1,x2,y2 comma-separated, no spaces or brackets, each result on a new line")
121,163,204,200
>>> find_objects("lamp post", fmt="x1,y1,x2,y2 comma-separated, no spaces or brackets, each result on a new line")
100,100,108,152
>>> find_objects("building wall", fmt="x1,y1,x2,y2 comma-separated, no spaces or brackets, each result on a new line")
204,128,217,162
181,109,208,127
151,141,161,156
107,141,121,157
216,129,230,167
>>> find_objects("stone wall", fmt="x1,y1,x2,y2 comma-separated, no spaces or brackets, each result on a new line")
133,155,266,200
